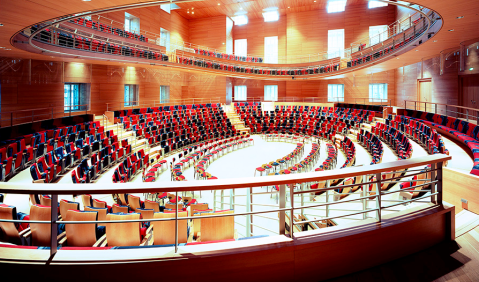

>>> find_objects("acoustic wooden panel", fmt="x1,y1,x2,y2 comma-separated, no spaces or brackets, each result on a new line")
189,16,228,52
395,55,459,110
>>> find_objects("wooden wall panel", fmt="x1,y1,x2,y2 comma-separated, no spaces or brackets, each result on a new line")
98,8,189,45
189,16,227,52
231,78,286,101
285,3,395,62
395,55,459,110
233,17,287,60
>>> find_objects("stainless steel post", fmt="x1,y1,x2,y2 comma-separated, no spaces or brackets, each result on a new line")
175,190,178,253
50,194,58,257
376,173,382,221
279,184,286,235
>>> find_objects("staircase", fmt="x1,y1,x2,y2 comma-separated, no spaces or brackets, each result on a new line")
223,104,250,134
96,114,155,160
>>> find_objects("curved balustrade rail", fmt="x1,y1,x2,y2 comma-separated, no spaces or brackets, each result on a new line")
405,100,479,124
11,0,439,77
81,1,430,64
0,154,450,259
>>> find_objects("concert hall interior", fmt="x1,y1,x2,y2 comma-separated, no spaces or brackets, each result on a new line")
1,0,479,281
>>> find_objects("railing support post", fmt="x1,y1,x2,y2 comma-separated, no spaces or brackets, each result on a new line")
376,173,382,222
325,180,330,218
50,194,58,257
362,175,368,219
430,163,437,204
290,183,294,239
246,187,252,237
175,190,178,253
279,184,286,235
437,162,443,205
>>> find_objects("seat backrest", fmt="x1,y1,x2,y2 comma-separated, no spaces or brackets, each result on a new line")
128,195,142,211
199,210,234,242
0,204,22,245
112,204,129,213
30,205,51,246
40,195,51,206
153,211,187,245
59,200,80,219
105,213,140,246
65,210,98,247
84,206,108,227
144,200,160,212
81,194,92,208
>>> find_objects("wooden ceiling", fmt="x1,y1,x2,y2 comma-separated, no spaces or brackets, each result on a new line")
173,0,364,20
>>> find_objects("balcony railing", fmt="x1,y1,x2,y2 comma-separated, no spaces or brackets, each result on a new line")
404,100,479,124
0,104,90,128
0,154,450,258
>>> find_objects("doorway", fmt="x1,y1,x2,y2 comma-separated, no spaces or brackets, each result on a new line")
417,79,432,112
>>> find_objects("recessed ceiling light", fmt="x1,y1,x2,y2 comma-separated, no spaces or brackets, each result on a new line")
218,3,220,5
448,29,454,31
5,49,11,50
469,67,474,71
457,16,464,19
288,6,290,8
192,7,194,9
314,0,316,2
240,7,243,10
415,50,419,51
82,0,91,1
433,40,437,42
222,42,225,44
397,57,400,59
192,11,194,14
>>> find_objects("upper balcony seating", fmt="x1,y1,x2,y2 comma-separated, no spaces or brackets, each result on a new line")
177,55,340,76
193,48,263,63
30,25,167,62
70,17,148,43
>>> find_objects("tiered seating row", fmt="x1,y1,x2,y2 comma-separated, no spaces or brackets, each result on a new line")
357,129,384,164
337,136,356,168
399,109,476,175
386,114,448,156
373,123,412,160
118,106,236,157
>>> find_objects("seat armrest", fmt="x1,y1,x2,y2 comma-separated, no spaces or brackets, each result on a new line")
58,232,67,245
93,234,107,247
57,231,66,241
19,227,31,237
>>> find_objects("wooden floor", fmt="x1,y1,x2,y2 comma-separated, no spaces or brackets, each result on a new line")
325,212,479,282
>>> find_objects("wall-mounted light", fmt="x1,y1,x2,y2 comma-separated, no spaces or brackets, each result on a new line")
469,67,474,71
457,16,464,19
448,29,454,31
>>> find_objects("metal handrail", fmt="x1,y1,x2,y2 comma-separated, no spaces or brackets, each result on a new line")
0,104,90,128
0,154,449,257
404,100,479,124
